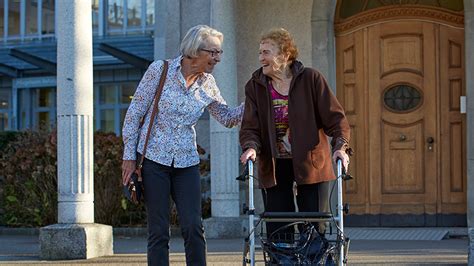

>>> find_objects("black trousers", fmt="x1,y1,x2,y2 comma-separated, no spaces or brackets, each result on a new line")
142,158,206,266
262,159,329,238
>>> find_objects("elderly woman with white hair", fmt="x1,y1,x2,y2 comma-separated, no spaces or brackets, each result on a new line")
122,25,243,265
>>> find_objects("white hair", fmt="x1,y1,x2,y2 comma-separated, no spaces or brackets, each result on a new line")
180,25,223,58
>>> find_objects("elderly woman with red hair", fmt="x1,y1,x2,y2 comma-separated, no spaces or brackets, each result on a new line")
239,28,352,236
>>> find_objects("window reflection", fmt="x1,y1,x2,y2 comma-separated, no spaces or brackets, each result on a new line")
146,0,154,26
42,0,54,35
128,0,141,28
8,0,21,36
38,88,53,107
26,0,38,35
0,0,4,37
99,85,116,104
37,111,51,130
0,113,8,131
108,0,124,33
100,109,115,133
121,83,135,104
92,0,99,33
0,89,10,131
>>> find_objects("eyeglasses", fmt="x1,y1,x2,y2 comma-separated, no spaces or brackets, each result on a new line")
200,48,224,57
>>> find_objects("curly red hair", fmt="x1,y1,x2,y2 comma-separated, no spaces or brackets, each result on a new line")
260,28,299,62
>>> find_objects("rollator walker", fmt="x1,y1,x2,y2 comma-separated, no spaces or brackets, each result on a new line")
240,159,351,265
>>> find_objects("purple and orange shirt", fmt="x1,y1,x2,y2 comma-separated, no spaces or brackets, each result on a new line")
269,82,292,158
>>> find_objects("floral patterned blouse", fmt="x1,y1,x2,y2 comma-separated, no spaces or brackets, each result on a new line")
122,56,244,168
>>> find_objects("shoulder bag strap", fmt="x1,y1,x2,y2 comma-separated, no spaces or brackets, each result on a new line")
137,60,169,174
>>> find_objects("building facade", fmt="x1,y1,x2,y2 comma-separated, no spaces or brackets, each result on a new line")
1,0,473,232
1,0,154,135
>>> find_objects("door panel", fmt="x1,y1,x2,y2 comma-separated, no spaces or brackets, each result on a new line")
370,21,437,215
382,121,424,194
439,25,466,213
336,19,466,219
336,29,368,214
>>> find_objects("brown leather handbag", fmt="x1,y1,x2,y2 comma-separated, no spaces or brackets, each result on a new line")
124,60,169,204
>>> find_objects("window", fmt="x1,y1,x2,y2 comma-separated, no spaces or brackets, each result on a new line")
107,0,123,34
18,87,56,130
2,0,155,41
2,0,55,41
41,0,54,35
0,0,4,37
95,82,137,135
146,0,154,27
92,0,99,33
127,0,141,29
26,0,38,36
8,0,21,37
105,0,154,35
383,84,422,113
0,89,11,131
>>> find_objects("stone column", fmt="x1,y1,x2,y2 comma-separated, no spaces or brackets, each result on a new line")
203,0,243,238
311,0,337,89
39,1,112,260
311,0,338,216
154,0,181,59
465,1,474,264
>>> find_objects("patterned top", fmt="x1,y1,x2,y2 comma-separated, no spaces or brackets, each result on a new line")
122,56,244,168
269,83,291,158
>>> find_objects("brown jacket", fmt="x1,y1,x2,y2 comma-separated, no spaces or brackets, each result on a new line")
239,61,350,188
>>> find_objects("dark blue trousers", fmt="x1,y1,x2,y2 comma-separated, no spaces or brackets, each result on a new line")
142,158,206,266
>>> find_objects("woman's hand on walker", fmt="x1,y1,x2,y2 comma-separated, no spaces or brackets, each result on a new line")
122,160,136,185
240,148,256,164
333,149,350,172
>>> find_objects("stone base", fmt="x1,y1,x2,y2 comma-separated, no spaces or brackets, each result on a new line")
468,227,474,265
39,223,113,260
203,216,247,238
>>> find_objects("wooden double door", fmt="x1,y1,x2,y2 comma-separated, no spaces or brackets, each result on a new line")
336,20,466,225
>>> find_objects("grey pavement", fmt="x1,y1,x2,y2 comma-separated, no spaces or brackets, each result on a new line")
0,228,469,265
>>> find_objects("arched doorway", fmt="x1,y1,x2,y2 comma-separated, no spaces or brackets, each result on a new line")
335,1,466,226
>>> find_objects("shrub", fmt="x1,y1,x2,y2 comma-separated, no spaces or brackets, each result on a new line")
0,131,20,152
93,132,147,226
0,130,211,227
0,130,57,226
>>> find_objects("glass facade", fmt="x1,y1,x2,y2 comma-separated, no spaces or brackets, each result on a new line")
9,82,137,134
1,0,154,41
1,0,150,133
106,0,154,35
95,82,137,134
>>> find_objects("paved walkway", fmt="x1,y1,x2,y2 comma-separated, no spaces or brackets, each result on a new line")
0,229,469,265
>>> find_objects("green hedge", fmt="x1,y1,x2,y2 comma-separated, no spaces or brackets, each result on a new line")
0,130,211,227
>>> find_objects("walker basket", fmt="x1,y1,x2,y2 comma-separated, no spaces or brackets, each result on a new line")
260,221,338,265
